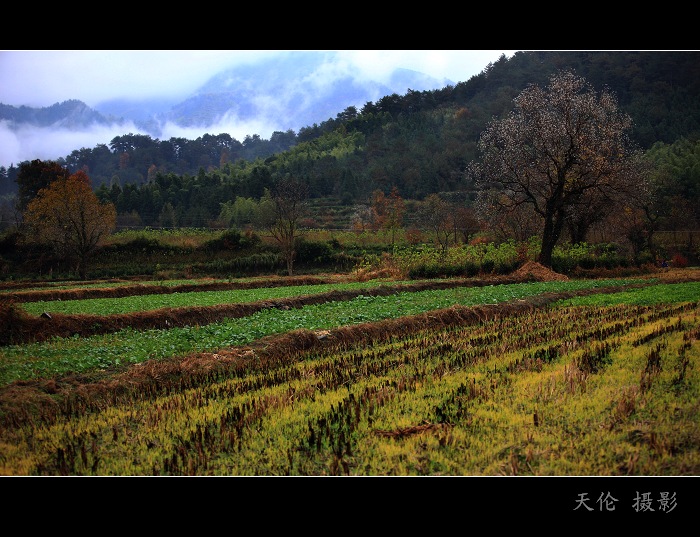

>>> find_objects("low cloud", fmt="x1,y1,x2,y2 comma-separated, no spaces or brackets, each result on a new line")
0,116,287,169
0,121,142,167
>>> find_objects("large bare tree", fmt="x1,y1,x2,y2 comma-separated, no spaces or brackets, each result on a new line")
470,70,650,267
417,194,453,257
256,177,309,276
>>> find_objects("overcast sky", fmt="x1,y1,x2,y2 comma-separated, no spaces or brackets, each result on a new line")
0,50,516,107
0,50,517,168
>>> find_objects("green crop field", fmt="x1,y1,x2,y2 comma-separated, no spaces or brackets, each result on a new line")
1,268,699,480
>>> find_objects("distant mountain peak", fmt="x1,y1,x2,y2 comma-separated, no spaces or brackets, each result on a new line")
0,99,122,130
96,50,452,136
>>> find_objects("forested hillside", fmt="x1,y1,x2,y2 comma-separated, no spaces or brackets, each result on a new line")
1,51,699,232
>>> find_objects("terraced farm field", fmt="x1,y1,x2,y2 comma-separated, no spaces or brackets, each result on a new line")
1,264,699,486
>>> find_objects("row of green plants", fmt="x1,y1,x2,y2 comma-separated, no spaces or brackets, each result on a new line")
0,282,697,475
0,278,660,387
19,279,434,316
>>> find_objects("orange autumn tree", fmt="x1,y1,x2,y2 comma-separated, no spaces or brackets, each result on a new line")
24,170,117,278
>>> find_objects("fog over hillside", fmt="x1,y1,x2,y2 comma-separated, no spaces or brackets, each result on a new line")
0,51,466,168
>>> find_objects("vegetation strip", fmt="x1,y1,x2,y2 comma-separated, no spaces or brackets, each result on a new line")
1,278,648,348
0,293,697,475
3,279,694,392
0,275,344,303
19,279,457,316
0,287,663,427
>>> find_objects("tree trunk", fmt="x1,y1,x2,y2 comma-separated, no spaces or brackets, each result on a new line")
538,239,554,268
286,248,295,276
568,219,589,246
538,209,564,268
77,259,87,280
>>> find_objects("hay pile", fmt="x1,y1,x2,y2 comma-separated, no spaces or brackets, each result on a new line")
512,261,569,281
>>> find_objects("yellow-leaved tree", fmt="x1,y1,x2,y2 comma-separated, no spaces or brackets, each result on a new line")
24,171,117,279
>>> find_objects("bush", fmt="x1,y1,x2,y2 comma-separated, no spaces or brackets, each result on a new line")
202,229,262,252
193,252,283,276
0,230,21,256
295,239,334,264
116,236,163,253
671,253,689,268
494,259,520,275
328,252,359,272
463,261,480,277
480,259,495,274
551,255,577,274
203,229,243,252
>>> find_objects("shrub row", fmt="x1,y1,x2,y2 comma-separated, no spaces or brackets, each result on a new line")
1,226,690,281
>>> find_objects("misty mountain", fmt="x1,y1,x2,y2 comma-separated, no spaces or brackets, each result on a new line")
105,51,452,136
5,51,452,141
0,100,126,130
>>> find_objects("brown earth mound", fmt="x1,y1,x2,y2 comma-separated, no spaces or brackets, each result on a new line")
512,261,569,281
